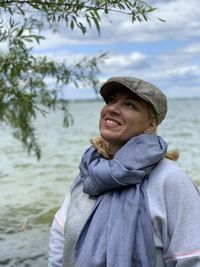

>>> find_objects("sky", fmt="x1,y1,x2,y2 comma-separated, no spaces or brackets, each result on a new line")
31,0,200,99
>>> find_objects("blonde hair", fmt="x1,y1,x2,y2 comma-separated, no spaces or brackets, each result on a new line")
90,136,179,161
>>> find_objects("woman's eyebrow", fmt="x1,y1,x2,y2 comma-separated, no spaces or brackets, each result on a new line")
125,97,141,103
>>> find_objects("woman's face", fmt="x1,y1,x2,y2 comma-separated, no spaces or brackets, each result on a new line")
99,87,156,152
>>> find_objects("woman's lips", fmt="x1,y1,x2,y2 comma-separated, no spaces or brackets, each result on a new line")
104,118,121,128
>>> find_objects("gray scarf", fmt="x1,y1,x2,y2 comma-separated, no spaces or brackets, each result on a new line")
74,133,167,267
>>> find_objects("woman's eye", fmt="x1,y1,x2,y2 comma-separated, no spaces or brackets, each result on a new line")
125,102,136,109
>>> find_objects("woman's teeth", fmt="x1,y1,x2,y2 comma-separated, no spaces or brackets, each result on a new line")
105,119,119,127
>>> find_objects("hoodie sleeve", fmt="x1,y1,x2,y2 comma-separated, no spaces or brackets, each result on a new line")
147,160,200,267
48,189,71,267
162,172,200,266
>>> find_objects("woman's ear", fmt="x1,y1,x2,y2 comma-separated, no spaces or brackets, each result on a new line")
144,119,157,134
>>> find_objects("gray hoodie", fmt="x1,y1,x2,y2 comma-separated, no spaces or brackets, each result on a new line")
48,158,200,267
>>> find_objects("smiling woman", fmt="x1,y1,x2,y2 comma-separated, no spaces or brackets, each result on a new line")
48,76,200,267
99,87,156,153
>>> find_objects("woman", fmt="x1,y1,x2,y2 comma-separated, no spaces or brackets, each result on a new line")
48,76,200,267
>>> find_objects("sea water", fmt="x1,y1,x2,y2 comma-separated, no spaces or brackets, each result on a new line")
0,99,200,266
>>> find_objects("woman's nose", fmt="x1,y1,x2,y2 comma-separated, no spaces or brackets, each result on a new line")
107,101,120,114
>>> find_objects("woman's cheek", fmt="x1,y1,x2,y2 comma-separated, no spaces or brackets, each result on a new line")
99,107,106,130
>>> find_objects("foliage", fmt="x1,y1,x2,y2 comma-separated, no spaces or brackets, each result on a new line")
0,0,157,159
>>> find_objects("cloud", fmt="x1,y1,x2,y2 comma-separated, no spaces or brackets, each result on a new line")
32,0,200,50
181,43,200,56
3,0,200,50
103,52,148,71
110,0,200,43
1,0,199,98
29,0,200,97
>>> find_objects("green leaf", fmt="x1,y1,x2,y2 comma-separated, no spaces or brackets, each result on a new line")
70,19,74,29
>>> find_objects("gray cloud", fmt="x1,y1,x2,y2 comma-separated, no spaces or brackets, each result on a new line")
56,0,200,43
33,0,200,97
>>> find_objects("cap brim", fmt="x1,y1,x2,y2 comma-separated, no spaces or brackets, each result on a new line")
100,80,152,106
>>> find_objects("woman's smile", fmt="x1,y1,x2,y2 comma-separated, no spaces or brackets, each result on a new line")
104,117,122,128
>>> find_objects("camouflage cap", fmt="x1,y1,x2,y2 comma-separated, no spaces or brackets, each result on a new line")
100,76,167,125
